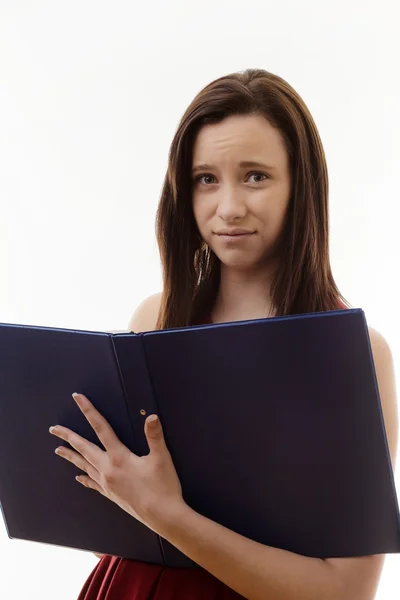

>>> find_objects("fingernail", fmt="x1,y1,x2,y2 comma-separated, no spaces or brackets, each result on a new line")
72,393,81,405
49,426,58,434
147,415,159,427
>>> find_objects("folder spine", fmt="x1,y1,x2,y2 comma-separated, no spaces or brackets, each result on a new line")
138,334,167,566
109,335,138,453
109,333,167,565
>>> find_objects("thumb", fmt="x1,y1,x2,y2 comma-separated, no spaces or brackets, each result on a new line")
145,415,166,453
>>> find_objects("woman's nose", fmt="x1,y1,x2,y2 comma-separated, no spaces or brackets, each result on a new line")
215,190,247,221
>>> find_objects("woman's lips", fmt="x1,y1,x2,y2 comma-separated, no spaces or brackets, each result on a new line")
216,232,255,242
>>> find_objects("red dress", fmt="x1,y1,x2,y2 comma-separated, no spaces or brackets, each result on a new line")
78,556,244,600
77,312,244,600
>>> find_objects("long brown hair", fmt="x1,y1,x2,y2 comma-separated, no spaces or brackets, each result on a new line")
155,68,349,330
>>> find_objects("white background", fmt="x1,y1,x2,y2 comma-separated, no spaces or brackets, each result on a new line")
0,1,399,598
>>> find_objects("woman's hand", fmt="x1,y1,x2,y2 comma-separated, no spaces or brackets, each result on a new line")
49,393,185,533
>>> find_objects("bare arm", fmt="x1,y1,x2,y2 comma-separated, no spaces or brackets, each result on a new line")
153,326,398,600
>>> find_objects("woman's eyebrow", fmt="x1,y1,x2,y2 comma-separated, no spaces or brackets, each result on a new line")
192,161,276,174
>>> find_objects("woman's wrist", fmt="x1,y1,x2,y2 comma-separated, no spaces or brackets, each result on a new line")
148,499,191,538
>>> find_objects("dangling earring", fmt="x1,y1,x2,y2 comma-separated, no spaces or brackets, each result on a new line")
200,240,208,252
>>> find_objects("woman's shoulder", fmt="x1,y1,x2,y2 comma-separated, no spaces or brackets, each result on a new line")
127,292,162,333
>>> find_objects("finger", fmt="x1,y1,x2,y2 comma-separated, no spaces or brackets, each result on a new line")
55,446,100,482
72,393,125,455
49,425,103,470
144,415,168,454
76,475,105,495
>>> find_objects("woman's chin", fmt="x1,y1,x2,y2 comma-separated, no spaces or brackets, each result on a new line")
215,249,273,272
218,256,261,271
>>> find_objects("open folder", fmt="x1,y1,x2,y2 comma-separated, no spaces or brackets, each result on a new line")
0,308,399,568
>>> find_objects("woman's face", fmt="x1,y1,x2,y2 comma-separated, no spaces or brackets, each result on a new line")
192,114,291,271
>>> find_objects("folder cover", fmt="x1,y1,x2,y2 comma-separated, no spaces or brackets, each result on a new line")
0,308,399,568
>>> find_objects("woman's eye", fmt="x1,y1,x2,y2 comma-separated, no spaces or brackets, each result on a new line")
194,172,268,185
196,174,216,185
248,172,268,183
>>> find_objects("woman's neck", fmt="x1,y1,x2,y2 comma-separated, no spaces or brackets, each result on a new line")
211,265,276,324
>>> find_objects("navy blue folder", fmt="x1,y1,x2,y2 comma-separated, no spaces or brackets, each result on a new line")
0,308,399,567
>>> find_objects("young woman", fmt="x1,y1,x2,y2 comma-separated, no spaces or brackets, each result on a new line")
50,68,398,600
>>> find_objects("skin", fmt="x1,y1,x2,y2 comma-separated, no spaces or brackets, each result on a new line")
191,114,291,322
50,115,398,599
